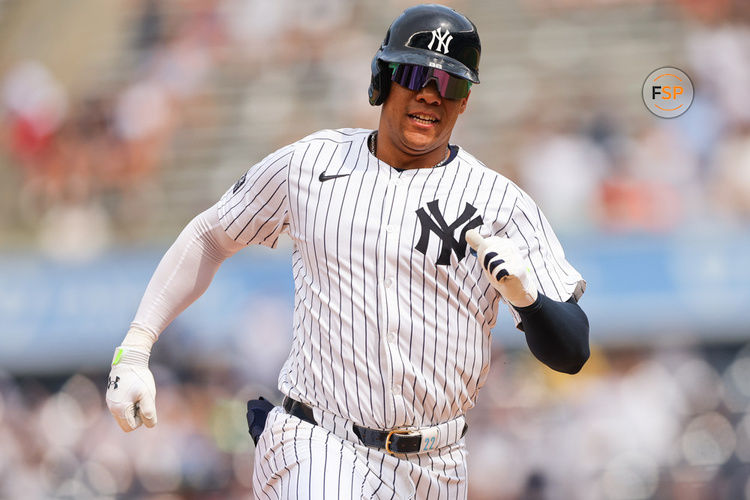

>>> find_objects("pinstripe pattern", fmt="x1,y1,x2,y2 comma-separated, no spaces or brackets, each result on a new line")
254,408,467,500
218,128,585,498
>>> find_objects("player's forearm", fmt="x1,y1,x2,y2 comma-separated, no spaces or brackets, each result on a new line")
127,204,244,348
515,293,590,374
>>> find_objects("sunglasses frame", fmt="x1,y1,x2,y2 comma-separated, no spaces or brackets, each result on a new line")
389,63,472,100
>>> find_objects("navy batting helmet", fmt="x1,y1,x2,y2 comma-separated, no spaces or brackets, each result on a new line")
368,4,481,106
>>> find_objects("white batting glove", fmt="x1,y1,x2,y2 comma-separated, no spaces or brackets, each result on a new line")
466,229,538,308
105,346,157,432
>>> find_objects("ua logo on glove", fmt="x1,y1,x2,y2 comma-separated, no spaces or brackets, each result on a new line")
107,376,120,390
483,252,510,281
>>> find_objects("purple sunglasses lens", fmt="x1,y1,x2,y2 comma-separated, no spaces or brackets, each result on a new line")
431,70,452,95
408,66,429,89
392,64,423,90
390,64,470,99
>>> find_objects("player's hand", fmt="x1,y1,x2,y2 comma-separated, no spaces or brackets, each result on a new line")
466,229,538,307
105,346,157,432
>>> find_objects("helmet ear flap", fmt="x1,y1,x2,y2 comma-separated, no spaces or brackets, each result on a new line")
368,54,392,106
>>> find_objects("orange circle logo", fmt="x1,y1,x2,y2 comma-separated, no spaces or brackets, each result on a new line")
642,67,694,118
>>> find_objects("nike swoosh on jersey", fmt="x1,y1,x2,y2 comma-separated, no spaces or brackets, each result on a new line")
319,172,351,182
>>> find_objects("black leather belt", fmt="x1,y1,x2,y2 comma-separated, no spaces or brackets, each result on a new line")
282,396,468,455
282,396,317,426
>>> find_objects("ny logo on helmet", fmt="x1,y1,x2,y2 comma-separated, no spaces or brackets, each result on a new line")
428,27,453,54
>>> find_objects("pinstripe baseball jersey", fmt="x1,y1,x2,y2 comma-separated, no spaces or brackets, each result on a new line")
218,128,585,431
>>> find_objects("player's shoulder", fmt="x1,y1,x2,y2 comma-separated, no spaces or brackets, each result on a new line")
294,128,371,146
455,147,512,184
455,147,533,202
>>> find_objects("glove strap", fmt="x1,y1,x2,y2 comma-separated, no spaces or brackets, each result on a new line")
112,346,150,367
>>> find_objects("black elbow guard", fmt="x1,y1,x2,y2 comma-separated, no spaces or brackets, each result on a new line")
515,293,590,374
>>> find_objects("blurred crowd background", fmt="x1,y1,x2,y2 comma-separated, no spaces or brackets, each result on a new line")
1,0,749,498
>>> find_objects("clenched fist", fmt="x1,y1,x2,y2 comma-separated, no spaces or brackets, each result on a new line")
106,346,157,432
465,229,538,307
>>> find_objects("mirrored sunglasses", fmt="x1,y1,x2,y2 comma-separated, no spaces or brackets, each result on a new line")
389,63,472,100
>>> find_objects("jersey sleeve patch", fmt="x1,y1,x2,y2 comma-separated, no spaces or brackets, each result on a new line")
217,146,294,247
232,172,247,194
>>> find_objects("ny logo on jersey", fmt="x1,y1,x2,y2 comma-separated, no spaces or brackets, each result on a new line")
415,200,483,265
427,27,453,54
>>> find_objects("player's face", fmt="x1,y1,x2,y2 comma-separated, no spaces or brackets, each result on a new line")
378,78,469,168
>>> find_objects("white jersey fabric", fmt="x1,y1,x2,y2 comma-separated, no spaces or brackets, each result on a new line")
217,128,585,431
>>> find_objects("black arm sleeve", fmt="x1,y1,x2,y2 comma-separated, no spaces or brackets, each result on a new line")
514,293,590,374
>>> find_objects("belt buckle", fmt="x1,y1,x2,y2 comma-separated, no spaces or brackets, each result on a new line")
385,428,414,455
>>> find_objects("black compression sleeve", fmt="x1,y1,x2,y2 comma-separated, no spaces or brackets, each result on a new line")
514,293,590,374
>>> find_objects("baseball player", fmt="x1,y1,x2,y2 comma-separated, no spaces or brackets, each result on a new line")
106,4,589,499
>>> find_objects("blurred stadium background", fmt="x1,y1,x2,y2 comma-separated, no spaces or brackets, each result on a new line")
0,0,749,498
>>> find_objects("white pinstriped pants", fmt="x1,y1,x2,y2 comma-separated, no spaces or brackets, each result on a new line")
252,407,469,500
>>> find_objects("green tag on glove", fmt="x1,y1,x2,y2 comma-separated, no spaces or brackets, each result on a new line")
112,348,124,366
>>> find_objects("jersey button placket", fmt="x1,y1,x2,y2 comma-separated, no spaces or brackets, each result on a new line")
381,177,406,423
